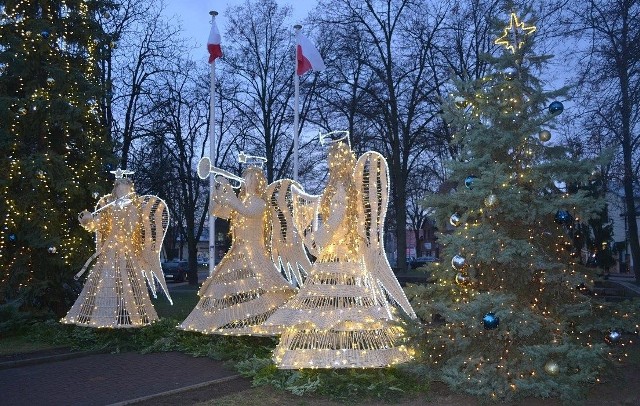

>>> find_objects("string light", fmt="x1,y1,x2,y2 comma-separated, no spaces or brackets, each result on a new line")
0,1,112,300
61,172,172,328
180,162,299,336
267,140,415,369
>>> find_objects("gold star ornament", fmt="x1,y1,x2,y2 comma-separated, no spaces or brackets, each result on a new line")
495,13,536,53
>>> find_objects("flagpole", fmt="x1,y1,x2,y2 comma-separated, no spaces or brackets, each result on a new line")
208,10,218,277
293,24,301,182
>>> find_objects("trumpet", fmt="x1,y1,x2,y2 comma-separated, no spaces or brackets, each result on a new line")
197,157,244,188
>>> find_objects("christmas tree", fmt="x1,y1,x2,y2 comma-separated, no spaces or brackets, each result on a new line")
406,13,638,402
0,1,114,315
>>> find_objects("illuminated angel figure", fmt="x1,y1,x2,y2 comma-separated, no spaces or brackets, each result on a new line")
265,133,417,369
179,154,309,335
61,169,172,328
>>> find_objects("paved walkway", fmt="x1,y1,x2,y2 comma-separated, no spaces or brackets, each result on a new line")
0,350,250,406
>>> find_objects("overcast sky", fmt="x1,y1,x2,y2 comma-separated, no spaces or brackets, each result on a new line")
163,0,316,61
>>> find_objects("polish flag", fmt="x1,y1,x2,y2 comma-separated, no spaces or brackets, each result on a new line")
207,19,222,63
296,31,325,75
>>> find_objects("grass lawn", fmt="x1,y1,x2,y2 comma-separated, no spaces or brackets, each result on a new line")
152,287,200,320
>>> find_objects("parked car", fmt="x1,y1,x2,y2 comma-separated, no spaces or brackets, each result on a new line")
410,256,436,269
161,260,188,282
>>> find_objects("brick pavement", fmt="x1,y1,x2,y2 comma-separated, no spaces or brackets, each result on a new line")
0,351,249,406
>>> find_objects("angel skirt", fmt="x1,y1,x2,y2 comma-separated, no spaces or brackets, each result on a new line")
61,248,158,328
179,247,296,336
266,260,412,368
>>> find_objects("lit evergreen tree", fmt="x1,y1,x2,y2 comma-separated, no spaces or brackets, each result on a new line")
406,12,638,402
0,0,114,315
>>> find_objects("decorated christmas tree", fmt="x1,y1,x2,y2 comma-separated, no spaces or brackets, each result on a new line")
0,1,114,315
406,13,638,402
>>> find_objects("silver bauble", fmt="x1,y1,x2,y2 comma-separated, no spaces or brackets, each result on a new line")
451,254,467,270
455,272,469,285
484,193,498,208
449,213,462,227
539,130,551,142
544,360,559,375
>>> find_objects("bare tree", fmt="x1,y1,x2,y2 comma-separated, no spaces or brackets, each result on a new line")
101,0,187,169
223,0,297,183
313,0,448,270
566,0,640,280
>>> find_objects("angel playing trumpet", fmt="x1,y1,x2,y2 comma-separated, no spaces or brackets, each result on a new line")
265,132,417,368
61,169,172,328
179,153,310,335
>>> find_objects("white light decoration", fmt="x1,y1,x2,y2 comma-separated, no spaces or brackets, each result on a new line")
179,154,307,336
265,137,417,369
61,170,173,328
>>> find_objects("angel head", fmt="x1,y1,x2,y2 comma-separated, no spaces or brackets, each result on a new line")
239,166,267,199
110,168,135,198
326,140,356,184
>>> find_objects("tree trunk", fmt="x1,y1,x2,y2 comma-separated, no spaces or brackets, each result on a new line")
187,234,199,286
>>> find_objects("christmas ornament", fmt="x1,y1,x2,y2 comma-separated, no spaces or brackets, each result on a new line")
454,96,467,108
8,233,16,242
538,129,551,142
109,41,117,49
47,245,57,254
449,212,462,227
18,107,27,115
455,272,469,285
41,30,50,38
548,101,564,115
495,13,536,53
482,312,500,329
464,175,477,189
46,77,55,85
92,192,100,199
451,254,467,270
503,66,517,80
554,210,572,224
544,360,559,375
105,163,114,172
484,193,498,207
605,329,622,345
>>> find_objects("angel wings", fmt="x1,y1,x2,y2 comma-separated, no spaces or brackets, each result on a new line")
266,151,417,320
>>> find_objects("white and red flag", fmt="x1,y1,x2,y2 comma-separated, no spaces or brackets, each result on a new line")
296,31,325,75
207,19,222,63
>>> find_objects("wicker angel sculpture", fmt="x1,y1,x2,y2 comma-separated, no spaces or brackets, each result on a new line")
265,133,417,369
179,153,310,335
61,169,172,328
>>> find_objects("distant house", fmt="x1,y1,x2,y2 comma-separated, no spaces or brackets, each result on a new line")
607,189,640,273
171,218,231,264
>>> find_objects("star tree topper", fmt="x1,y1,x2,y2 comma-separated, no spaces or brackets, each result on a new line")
495,13,536,53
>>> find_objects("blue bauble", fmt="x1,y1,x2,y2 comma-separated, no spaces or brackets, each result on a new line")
482,312,499,330
605,329,622,345
41,30,50,38
554,210,572,224
8,233,16,242
104,163,114,172
464,175,477,189
549,101,564,115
